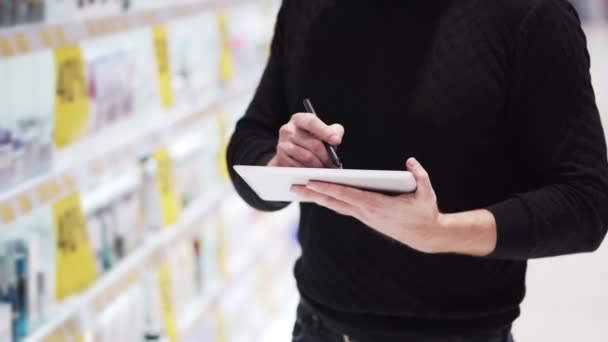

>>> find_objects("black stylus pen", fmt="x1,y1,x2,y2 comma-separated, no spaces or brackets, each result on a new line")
303,99,343,169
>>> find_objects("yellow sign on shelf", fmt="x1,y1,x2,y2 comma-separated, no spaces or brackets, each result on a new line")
0,36,14,56
14,33,30,53
217,113,230,180
53,45,91,149
158,262,178,342
0,202,16,223
18,194,33,214
52,193,98,300
153,26,174,108
214,307,227,342
153,148,181,227
217,11,234,82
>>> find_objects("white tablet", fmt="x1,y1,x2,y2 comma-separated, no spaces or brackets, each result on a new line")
234,165,417,202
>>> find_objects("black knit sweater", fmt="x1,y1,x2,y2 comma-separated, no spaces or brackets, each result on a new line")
227,0,608,337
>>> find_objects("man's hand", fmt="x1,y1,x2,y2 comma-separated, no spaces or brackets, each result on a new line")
291,158,498,256
268,113,344,168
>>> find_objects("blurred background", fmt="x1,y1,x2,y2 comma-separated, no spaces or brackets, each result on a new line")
0,0,606,341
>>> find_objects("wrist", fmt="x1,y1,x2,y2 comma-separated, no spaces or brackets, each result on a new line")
434,213,455,254
434,210,497,256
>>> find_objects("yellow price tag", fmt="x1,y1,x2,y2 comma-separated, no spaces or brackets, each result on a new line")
0,36,14,56
0,202,15,223
53,45,91,149
48,180,61,198
18,194,33,214
36,183,52,203
214,308,227,342
216,217,229,280
217,11,234,82
216,113,230,180
53,27,68,46
52,193,98,300
152,26,174,108
62,174,77,192
14,33,30,53
153,148,181,227
39,29,55,48
158,262,178,342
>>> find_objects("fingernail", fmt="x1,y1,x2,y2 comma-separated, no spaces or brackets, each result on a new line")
329,135,340,145
407,158,418,168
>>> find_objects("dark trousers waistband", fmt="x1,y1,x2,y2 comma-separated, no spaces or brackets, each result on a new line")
295,300,514,342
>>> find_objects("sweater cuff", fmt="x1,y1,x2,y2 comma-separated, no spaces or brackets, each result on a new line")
486,197,534,260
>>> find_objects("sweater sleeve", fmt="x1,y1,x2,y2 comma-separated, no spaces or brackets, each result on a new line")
486,0,608,259
226,3,291,211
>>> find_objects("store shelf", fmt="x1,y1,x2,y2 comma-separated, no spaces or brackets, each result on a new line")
177,220,268,336
0,0,261,58
0,72,258,225
24,186,227,342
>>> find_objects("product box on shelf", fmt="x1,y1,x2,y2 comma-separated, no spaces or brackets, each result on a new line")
0,51,54,194
82,35,136,135
166,11,222,104
81,163,145,274
168,129,205,208
0,56,16,191
0,202,56,341
125,28,163,118
0,0,45,28
16,51,55,182
223,3,272,80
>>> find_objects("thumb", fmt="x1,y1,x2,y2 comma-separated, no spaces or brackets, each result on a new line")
406,158,435,200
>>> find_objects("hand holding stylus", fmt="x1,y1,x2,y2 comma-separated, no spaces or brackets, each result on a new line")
268,102,344,169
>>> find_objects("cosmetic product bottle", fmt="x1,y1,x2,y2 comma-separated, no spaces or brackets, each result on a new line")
0,58,16,191
13,247,28,340
0,303,12,341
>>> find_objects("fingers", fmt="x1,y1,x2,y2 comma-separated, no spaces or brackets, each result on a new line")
406,158,435,201
306,181,385,209
277,141,325,168
275,114,344,168
271,152,306,168
292,113,344,145
292,130,334,168
290,185,358,217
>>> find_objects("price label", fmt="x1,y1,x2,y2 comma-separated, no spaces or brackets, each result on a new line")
14,33,30,53
39,29,55,48
158,262,178,342
217,11,234,82
0,36,14,56
216,217,229,281
36,183,52,203
216,113,230,180
152,26,174,108
18,194,33,214
53,27,68,46
53,45,91,148
52,193,98,300
0,202,15,223
153,148,181,227
214,307,227,342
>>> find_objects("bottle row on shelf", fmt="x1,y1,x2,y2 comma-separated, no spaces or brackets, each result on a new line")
27,196,300,342
0,0,289,339
0,0,258,30
0,0,278,194
0,83,260,341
